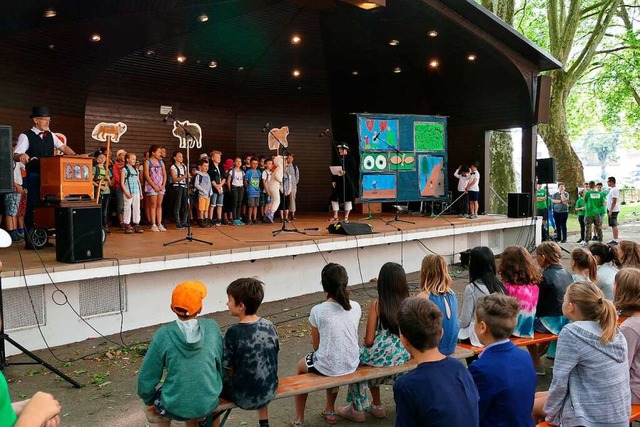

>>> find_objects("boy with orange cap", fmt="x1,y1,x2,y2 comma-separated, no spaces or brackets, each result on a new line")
137,281,224,427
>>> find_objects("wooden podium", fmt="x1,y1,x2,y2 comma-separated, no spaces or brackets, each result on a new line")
40,156,94,200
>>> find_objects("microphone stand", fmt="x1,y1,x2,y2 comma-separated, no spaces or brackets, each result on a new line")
265,124,305,237
373,132,414,225
163,111,212,247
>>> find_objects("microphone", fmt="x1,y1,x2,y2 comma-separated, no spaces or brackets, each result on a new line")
261,122,271,133
163,109,173,123
318,129,330,137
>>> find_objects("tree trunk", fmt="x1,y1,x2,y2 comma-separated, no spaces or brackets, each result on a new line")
538,71,584,196
489,131,517,214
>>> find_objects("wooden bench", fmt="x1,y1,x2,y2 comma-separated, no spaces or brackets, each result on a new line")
536,403,640,426
457,332,558,356
206,345,476,426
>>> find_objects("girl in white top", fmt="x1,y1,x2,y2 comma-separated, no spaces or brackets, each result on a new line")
293,263,361,426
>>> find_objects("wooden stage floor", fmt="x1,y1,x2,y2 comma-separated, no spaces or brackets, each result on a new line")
0,213,531,278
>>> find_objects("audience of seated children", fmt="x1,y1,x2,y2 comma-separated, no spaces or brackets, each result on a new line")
293,263,362,426
339,262,410,422
393,297,479,427
223,278,279,427
570,247,598,283
417,254,460,355
588,242,620,300
534,281,630,426
614,267,640,404
615,240,640,269
499,246,542,338
137,281,224,427
468,294,537,427
459,246,506,347
530,242,573,373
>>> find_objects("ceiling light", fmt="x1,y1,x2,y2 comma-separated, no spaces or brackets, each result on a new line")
291,35,301,45
144,49,155,57
393,66,401,74
341,0,386,9
427,30,438,38
429,59,439,68
292,69,301,77
90,33,101,42
467,54,477,61
197,14,209,22
352,70,359,76
389,39,399,46
238,66,245,71
48,44,55,50
209,60,218,68
43,8,57,18
177,55,187,63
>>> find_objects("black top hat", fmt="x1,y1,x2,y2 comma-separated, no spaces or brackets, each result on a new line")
472,161,480,168
29,106,51,118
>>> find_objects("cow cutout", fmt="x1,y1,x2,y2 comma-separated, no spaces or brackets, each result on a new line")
172,121,202,149
267,126,289,151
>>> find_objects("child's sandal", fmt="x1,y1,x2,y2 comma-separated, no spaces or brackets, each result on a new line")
321,411,338,424
291,420,305,427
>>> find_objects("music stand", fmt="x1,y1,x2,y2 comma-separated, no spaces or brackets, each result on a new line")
163,111,212,247
265,126,305,237
0,229,81,388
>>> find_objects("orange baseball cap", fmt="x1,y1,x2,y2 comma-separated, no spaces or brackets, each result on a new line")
171,281,208,317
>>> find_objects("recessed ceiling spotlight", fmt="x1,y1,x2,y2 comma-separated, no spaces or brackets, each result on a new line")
467,54,477,61
429,59,439,68
177,55,187,63
352,70,359,76
90,33,101,42
389,39,399,46
197,14,209,22
427,30,438,38
48,44,55,50
297,86,302,90
292,69,301,77
43,8,57,18
291,35,301,44
393,66,401,74
144,49,155,57
238,66,245,71
209,60,218,68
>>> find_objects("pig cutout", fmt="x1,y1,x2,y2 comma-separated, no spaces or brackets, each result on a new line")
172,121,202,149
92,122,127,142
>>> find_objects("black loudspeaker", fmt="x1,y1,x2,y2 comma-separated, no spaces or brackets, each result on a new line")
327,222,374,235
536,158,557,184
508,193,530,218
55,205,103,263
534,75,551,124
0,126,13,194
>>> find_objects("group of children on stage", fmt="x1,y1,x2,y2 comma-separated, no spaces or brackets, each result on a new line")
89,146,300,235
129,237,640,427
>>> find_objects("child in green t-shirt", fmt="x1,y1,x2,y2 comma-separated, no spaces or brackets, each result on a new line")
584,181,606,244
575,189,586,244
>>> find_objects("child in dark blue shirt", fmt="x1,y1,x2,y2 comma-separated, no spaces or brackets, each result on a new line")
223,278,279,427
394,297,479,427
469,293,537,427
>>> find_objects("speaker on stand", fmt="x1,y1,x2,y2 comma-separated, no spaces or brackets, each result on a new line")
0,126,14,195
536,158,557,184
508,193,530,218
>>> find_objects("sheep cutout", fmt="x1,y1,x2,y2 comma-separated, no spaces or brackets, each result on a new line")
172,120,202,149
92,122,127,142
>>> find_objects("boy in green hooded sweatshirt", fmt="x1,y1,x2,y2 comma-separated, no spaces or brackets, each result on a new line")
137,281,224,426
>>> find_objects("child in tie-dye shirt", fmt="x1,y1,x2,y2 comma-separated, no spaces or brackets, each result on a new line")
498,246,542,338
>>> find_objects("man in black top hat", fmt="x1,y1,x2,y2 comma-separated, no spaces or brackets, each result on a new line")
14,106,76,247
329,143,356,222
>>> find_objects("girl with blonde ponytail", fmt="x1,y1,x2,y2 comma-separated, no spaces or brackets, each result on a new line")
533,281,630,426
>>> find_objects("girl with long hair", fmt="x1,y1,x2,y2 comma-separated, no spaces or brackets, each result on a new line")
570,248,598,283
614,267,640,404
293,263,361,426
417,254,460,355
143,144,167,231
339,262,410,422
534,281,630,425
589,242,621,300
458,246,505,346
499,246,542,338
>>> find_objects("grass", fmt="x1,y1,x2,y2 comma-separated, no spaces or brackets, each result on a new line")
556,201,640,234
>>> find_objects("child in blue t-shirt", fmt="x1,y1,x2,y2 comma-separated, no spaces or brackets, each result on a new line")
223,278,279,427
244,158,262,225
394,297,479,427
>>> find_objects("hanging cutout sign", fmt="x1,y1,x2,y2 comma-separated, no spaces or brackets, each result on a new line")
172,120,202,149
